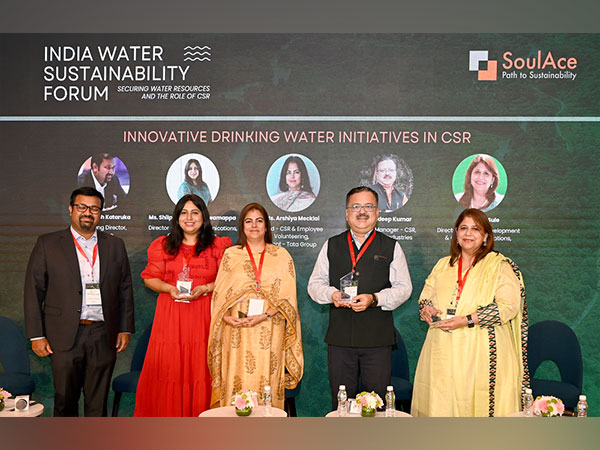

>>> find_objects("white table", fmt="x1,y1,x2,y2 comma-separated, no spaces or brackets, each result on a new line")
326,409,412,418
199,405,287,417
505,411,539,418
0,399,44,418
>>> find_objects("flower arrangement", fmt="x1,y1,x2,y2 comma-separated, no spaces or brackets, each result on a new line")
231,390,259,416
356,391,383,417
0,389,10,401
0,388,12,412
532,395,565,417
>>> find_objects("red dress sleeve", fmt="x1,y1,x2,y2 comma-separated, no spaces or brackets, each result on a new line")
213,236,232,267
141,237,169,280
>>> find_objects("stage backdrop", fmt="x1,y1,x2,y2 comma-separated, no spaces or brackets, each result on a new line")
1,34,598,416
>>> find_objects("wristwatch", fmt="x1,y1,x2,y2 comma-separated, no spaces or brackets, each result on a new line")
466,314,475,328
370,293,379,308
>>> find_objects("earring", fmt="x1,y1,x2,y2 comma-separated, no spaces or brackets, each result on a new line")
483,240,487,247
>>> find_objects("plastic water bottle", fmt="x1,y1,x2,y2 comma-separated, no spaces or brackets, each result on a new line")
263,385,272,416
337,385,348,416
523,388,533,416
576,395,588,417
385,385,396,417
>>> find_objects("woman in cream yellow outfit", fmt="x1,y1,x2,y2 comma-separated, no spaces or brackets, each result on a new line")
208,203,303,409
412,208,528,417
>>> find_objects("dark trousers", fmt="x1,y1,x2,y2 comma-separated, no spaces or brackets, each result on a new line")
49,322,116,416
328,344,392,411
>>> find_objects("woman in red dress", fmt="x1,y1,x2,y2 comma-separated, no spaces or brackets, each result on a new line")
134,194,231,416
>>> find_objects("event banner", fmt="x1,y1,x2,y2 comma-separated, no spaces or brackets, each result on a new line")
0,34,598,416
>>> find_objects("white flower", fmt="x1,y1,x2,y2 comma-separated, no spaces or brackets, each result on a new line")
532,395,565,417
0,389,12,401
231,390,259,409
356,391,383,409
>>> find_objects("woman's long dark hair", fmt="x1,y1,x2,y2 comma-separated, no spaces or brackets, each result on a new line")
164,194,215,256
184,159,204,186
449,208,495,266
458,154,499,210
235,203,273,247
278,155,314,194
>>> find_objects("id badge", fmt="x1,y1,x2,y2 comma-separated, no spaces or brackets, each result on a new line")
444,307,456,333
342,286,358,301
248,298,265,317
85,283,102,306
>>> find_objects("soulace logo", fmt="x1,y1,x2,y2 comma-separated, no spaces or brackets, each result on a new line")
469,49,579,82
469,50,497,81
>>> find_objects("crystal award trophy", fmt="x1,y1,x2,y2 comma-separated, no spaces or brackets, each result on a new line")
339,271,359,303
431,300,442,323
175,266,192,303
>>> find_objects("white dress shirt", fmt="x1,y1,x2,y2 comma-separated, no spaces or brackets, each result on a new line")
307,229,412,311
91,171,106,197
71,226,105,321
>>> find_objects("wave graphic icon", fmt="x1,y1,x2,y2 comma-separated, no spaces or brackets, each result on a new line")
184,45,212,62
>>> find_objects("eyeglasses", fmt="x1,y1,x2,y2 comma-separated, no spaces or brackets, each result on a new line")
73,203,101,214
347,205,377,212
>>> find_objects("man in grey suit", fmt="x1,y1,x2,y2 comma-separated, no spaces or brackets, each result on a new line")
24,187,135,416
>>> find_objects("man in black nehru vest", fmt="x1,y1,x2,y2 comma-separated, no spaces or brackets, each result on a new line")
308,186,412,410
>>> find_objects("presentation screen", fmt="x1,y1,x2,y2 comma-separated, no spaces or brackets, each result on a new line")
1,34,598,416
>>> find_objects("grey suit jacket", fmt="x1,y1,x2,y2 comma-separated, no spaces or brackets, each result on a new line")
24,228,135,351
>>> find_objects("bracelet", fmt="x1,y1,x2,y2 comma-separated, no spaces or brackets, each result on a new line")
264,311,271,319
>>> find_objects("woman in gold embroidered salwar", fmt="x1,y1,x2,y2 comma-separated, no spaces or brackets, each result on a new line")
208,203,303,409
412,208,528,417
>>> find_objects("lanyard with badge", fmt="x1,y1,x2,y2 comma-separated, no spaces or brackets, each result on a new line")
244,244,266,317
72,234,102,306
447,256,473,319
340,230,376,303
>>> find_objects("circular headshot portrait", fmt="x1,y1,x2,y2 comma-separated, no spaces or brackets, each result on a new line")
266,154,320,212
166,154,220,205
452,154,508,213
77,153,130,211
360,154,414,213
